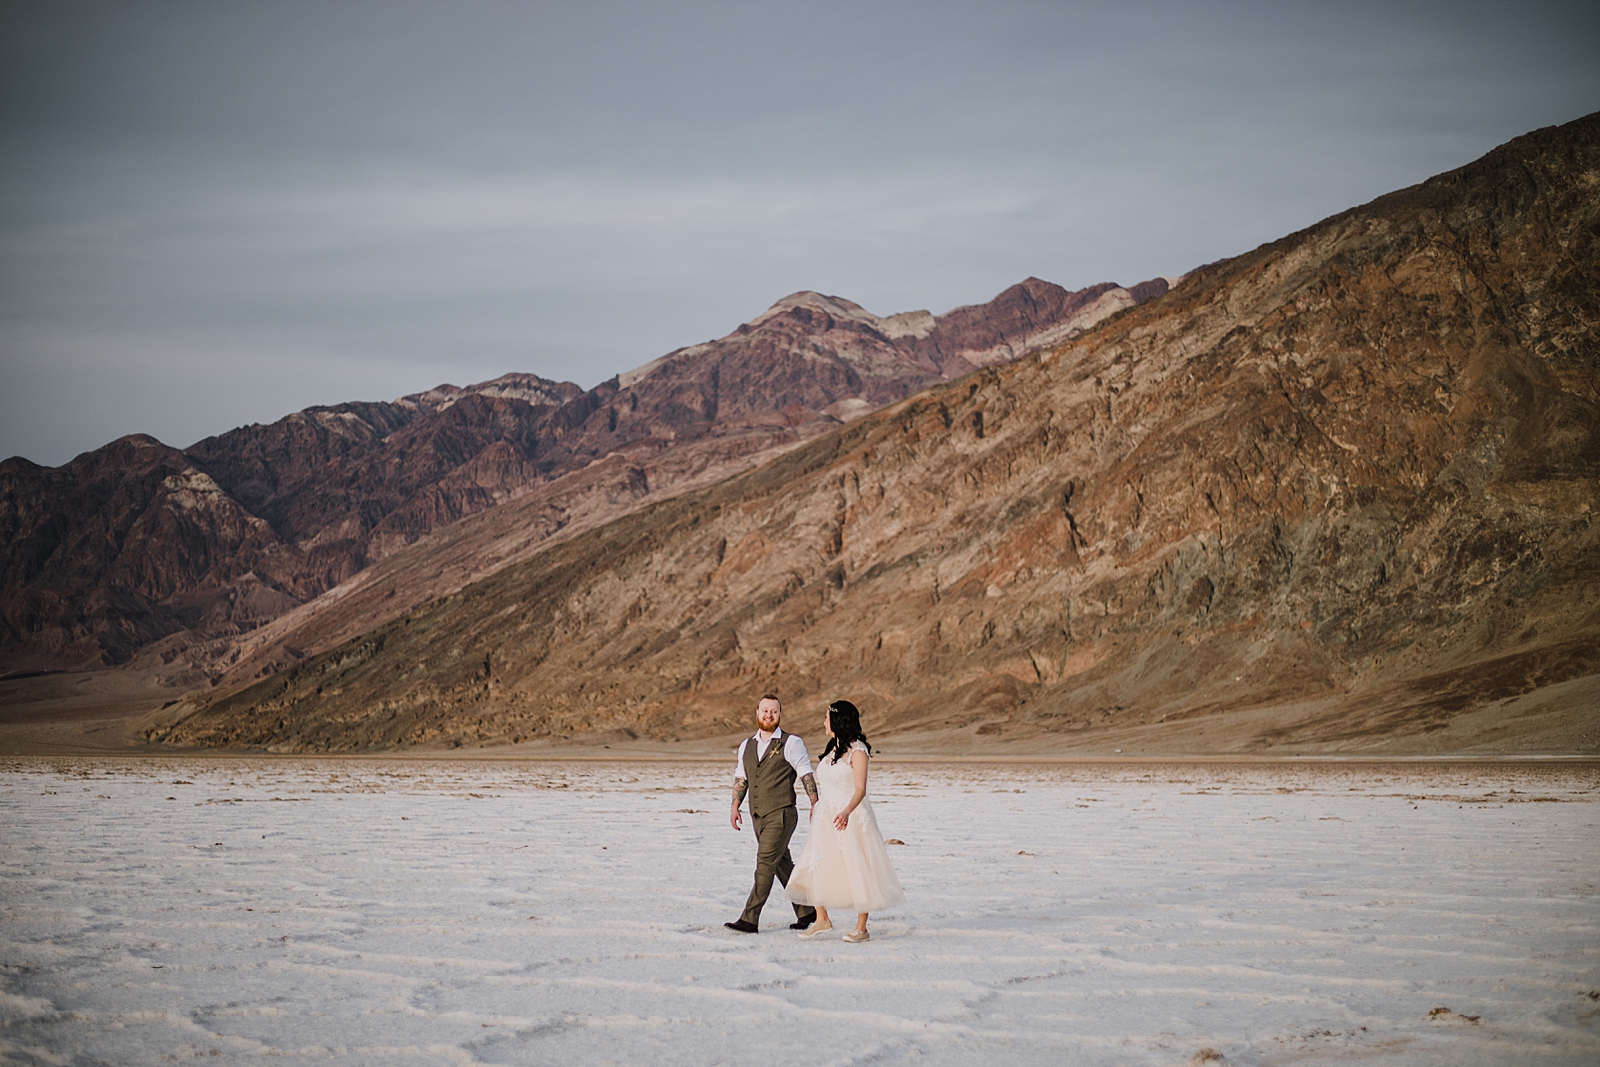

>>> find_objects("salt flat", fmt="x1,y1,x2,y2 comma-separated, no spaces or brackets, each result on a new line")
1,758,1596,1066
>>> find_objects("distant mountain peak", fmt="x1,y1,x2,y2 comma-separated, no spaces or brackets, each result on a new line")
2,271,1172,680
395,371,582,413
752,291,942,343
747,290,884,329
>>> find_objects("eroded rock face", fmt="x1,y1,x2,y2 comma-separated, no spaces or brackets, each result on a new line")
185,386,577,555
2,379,581,675
148,114,1600,752
0,436,299,669
3,280,1155,678
898,277,1157,371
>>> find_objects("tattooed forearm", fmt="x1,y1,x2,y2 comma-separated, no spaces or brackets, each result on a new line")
733,777,748,809
800,773,818,805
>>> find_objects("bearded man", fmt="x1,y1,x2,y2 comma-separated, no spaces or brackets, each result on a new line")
725,694,819,933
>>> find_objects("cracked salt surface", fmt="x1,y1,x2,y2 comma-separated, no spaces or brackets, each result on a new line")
1,759,1596,1066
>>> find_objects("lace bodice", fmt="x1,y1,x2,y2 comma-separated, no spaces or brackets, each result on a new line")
813,741,867,808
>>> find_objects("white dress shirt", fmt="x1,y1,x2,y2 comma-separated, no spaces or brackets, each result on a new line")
732,727,814,780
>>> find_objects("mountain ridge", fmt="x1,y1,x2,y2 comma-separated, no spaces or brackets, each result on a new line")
1,275,1166,682
140,112,1600,754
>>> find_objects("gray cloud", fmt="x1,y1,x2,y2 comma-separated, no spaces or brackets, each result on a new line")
3,0,1596,465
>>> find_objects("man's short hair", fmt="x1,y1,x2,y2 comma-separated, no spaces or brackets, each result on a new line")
759,693,780,705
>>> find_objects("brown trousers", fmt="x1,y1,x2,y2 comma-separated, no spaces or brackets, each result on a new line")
740,805,817,928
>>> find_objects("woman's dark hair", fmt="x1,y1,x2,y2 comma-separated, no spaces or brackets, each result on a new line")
820,699,872,763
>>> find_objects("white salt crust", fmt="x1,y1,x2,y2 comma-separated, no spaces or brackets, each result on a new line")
1,758,1596,1066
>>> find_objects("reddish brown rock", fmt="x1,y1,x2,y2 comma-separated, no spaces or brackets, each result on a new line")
3,280,1157,679
146,113,1600,753
0,436,301,670
899,277,1156,372
2,377,584,676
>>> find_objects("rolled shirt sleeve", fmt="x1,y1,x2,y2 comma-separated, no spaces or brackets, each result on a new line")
732,738,750,781
784,733,813,778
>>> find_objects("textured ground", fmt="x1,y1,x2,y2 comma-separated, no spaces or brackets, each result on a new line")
2,759,1597,1066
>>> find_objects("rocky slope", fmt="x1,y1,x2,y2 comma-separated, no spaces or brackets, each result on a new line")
191,276,1173,689
144,113,1600,753
0,435,300,670
2,277,1160,679
186,377,585,567
0,376,579,672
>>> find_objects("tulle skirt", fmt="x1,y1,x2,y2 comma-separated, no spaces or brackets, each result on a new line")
787,796,906,915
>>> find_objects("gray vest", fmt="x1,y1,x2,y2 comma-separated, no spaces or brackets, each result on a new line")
743,730,798,818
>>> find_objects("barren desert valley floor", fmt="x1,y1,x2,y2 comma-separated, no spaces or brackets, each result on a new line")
2,757,1597,1066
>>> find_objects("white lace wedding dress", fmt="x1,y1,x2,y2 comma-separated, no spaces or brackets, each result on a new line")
787,742,906,914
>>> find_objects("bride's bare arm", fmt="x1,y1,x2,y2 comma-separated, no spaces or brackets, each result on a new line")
832,749,870,830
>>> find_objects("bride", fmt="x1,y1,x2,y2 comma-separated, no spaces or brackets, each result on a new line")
786,699,905,942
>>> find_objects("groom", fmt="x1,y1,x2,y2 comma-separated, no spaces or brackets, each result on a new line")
726,694,820,933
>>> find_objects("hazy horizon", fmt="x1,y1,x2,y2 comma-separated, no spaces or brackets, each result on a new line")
3,0,1597,467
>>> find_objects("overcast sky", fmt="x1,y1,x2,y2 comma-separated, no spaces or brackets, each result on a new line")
2,0,1596,466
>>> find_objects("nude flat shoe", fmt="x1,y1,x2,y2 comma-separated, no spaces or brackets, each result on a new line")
798,922,834,939
843,929,870,943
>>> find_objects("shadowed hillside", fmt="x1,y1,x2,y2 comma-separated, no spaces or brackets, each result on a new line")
3,278,1158,682
144,114,1600,754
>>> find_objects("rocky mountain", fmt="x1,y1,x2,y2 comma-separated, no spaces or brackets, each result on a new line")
2,277,1163,679
0,435,300,670
185,382,582,566
0,375,579,673
143,113,1600,754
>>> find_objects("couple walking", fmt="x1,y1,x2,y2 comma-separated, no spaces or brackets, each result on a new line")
726,694,904,941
